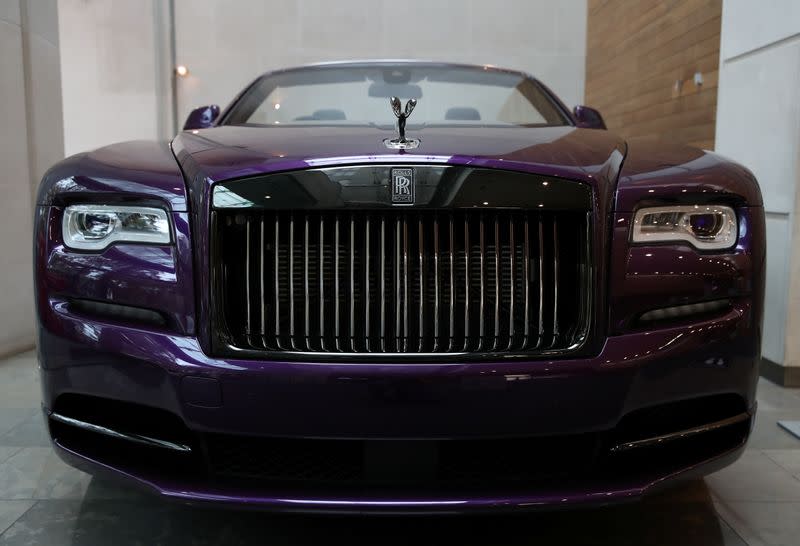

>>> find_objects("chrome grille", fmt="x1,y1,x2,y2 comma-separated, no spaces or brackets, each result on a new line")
213,210,590,356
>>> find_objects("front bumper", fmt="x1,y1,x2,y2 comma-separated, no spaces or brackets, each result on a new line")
39,297,758,513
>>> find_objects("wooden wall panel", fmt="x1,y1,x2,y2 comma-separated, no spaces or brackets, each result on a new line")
585,0,722,149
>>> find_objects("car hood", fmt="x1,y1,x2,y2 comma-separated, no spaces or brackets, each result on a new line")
172,125,627,209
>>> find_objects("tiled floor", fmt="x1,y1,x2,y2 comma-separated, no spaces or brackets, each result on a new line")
1,351,799,545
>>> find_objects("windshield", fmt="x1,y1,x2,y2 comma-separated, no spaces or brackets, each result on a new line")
222,64,570,128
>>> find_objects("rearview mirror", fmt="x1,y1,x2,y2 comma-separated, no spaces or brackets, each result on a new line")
368,83,423,99
572,105,607,130
183,105,220,130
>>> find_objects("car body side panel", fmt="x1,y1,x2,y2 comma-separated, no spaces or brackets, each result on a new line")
36,141,188,211
615,138,763,210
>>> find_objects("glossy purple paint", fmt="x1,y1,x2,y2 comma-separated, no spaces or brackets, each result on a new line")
572,105,607,130
34,62,765,513
39,301,755,438
183,104,220,131
53,439,743,514
37,140,188,210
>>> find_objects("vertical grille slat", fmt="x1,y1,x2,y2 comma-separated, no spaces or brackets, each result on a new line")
245,217,252,338
402,217,409,352
380,217,386,352
394,217,401,352
493,215,501,351
433,215,441,352
522,216,530,350
478,214,486,352
448,214,455,352
463,218,471,353
319,216,325,351
418,216,425,353
537,215,545,349
349,215,356,353
552,217,560,348
507,215,515,351
259,217,266,347
365,216,371,352
273,216,281,349
334,215,341,351
217,209,588,356
303,215,310,351
288,214,296,349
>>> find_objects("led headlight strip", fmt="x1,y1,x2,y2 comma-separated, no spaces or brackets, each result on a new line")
631,205,737,250
62,205,171,250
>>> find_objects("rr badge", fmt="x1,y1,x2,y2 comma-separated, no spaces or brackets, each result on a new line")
391,168,414,204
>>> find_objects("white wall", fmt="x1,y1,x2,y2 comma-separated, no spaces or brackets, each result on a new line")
57,0,173,157
173,0,587,126
715,0,800,374
57,0,587,155
0,0,64,357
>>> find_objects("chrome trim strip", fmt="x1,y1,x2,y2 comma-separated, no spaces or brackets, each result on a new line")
609,412,751,454
50,412,192,453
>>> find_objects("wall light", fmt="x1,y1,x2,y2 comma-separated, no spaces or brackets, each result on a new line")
175,65,189,77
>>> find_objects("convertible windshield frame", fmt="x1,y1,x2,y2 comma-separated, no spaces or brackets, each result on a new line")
218,61,575,129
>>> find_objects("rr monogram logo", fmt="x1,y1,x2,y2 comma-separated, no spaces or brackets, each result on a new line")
391,168,414,204
394,176,411,195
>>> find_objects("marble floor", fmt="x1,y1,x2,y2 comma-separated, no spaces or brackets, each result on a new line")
0,351,799,545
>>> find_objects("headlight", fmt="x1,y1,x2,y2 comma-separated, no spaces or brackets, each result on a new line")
62,205,171,250
631,205,737,250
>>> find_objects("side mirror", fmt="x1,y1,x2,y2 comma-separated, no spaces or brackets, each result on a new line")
572,105,607,130
183,105,220,130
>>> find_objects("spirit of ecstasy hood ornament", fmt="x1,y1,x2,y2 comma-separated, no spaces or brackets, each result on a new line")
384,97,420,150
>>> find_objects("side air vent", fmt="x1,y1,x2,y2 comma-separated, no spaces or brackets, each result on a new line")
69,299,167,327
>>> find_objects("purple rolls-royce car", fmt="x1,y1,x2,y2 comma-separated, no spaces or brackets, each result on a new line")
35,61,764,513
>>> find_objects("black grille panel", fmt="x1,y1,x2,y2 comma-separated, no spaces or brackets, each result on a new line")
213,210,590,355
